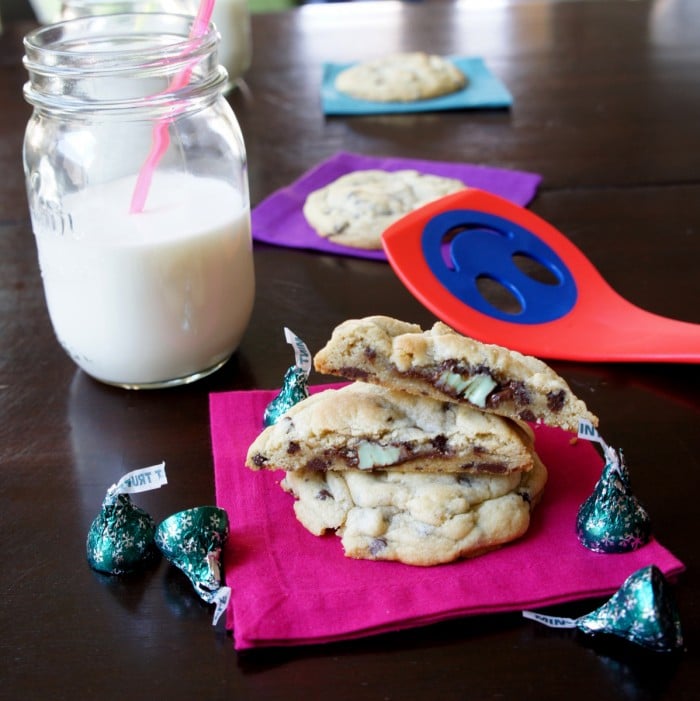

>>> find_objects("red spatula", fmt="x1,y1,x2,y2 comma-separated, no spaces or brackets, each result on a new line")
382,188,700,363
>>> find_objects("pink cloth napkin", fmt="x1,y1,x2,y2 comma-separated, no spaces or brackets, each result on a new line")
210,384,685,650
251,151,542,261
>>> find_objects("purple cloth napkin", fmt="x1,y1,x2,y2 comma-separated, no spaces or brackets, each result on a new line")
210,384,685,650
251,152,542,261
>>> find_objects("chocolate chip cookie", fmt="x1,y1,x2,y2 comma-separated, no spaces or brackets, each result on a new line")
334,52,467,103
246,381,535,476
302,169,466,250
314,316,598,432
281,453,547,566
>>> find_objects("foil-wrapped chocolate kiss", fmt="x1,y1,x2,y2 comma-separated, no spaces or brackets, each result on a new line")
263,327,312,426
523,565,684,653
86,462,168,575
577,446,651,553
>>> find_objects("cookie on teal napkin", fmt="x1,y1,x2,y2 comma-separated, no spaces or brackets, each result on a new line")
321,56,512,115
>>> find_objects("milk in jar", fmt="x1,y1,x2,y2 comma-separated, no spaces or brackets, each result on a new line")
22,12,254,387
33,172,254,387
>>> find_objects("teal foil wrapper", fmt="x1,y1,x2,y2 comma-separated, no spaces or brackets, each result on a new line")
86,492,158,575
523,565,684,653
577,449,651,553
577,565,684,652
263,365,309,426
155,506,229,604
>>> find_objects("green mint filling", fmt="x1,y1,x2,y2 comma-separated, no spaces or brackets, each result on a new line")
437,371,471,395
437,371,497,407
356,441,401,469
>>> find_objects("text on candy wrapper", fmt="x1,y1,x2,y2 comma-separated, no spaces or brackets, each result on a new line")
522,610,577,629
578,419,602,442
284,327,312,375
122,470,164,489
114,462,168,494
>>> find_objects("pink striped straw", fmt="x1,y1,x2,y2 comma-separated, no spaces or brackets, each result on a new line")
129,0,216,214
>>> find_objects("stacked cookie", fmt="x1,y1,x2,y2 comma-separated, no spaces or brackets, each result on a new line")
246,316,598,567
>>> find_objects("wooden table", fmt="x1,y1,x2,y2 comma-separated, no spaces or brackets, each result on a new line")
1,1,698,698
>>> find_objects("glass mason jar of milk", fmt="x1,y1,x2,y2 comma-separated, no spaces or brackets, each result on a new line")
22,12,255,388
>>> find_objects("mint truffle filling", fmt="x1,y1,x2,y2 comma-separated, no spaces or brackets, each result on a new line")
436,370,497,407
410,360,567,416
267,437,510,473
356,441,402,469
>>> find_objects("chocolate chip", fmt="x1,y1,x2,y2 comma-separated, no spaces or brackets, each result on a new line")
431,434,448,453
287,441,300,454
331,221,349,234
511,381,531,406
519,409,536,422
316,489,333,501
486,386,513,407
342,448,359,467
478,463,507,474
364,346,377,361
252,453,268,467
439,359,470,375
546,389,566,412
369,537,387,556
306,457,329,471
488,380,531,408
339,366,370,380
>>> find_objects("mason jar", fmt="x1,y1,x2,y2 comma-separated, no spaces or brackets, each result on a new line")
22,13,255,388
59,0,252,91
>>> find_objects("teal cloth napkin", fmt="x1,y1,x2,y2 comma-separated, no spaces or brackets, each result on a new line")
321,56,513,115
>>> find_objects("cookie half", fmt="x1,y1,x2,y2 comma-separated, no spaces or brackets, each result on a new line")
246,381,535,476
303,169,466,250
281,453,548,566
314,316,598,432
334,52,467,103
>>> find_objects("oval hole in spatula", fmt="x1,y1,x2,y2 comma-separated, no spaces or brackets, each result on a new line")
476,275,524,315
512,252,560,286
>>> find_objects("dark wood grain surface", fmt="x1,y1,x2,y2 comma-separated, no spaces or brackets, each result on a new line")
1,1,698,699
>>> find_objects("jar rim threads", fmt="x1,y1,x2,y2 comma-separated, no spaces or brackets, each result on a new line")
23,12,227,118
